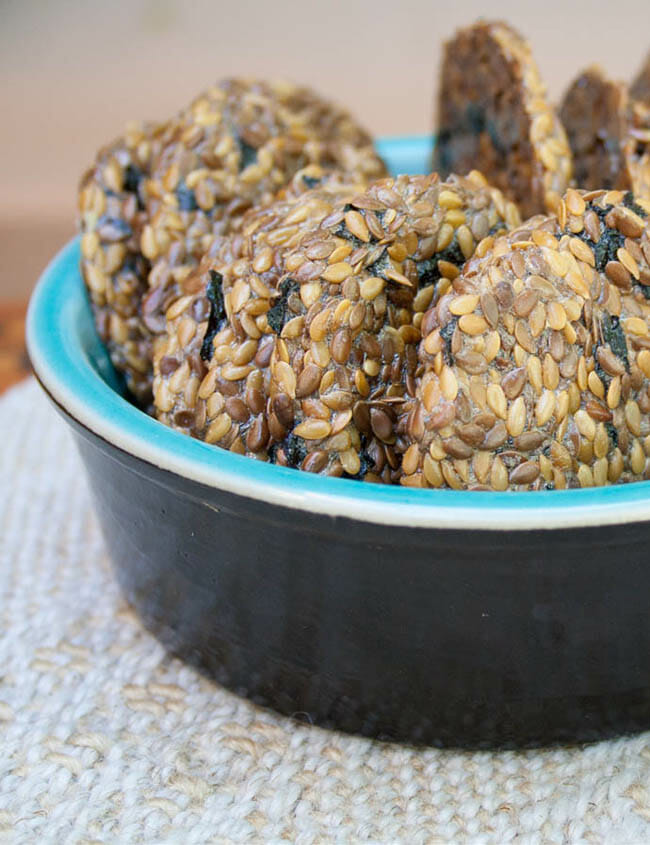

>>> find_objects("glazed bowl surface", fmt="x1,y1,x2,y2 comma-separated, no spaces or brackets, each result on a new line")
26,135,650,747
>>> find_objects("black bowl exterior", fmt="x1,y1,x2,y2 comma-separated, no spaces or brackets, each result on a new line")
52,397,650,748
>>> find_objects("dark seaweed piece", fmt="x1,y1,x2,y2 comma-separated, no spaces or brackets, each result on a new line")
486,119,508,158
637,283,650,301
366,249,393,280
96,215,132,242
593,227,626,272
334,204,365,247
334,230,363,248
268,434,307,469
593,360,610,389
343,446,375,481
200,271,227,362
302,175,321,189
623,191,648,218
606,422,619,449
592,202,613,223
267,278,300,335
334,203,384,247
282,434,307,469
439,317,457,363
466,103,486,136
601,313,629,370
500,453,520,470
593,358,609,389
595,312,630,387
123,164,142,193
122,255,139,275
415,257,439,288
437,238,466,268
574,203,626,272
176,182,199,212
235,135,258,171
487,221,507,237
123,164,145,210
416,238,465,288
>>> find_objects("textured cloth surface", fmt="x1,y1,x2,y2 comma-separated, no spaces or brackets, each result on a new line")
2,379,650,844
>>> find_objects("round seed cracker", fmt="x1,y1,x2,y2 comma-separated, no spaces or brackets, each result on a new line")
154,172,519,481
79,79,387,404
398,189,650,490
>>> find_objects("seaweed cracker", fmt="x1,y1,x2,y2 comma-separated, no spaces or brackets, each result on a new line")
396,189,650,490
433,21,572,218
560,67,650,199
79,79,387,404
154,172,518,481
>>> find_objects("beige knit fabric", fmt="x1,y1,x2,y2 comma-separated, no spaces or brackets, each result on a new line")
2,378,650,844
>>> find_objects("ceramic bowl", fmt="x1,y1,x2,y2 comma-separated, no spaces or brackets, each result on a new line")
26,136,650,748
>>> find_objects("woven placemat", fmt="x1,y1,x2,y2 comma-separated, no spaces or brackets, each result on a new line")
2,378,650,844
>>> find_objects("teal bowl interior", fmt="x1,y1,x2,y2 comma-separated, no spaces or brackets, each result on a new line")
25,134,650,531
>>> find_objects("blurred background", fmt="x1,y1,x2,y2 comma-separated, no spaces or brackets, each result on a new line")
0,0,649,386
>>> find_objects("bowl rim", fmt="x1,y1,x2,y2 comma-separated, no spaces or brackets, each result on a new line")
25,155,650,532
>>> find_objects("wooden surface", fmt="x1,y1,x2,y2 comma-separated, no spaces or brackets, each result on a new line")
0,301,30,394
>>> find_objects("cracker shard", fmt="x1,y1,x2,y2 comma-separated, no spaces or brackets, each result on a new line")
560,67,650,199
433,20,572,218
267,278,300,334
